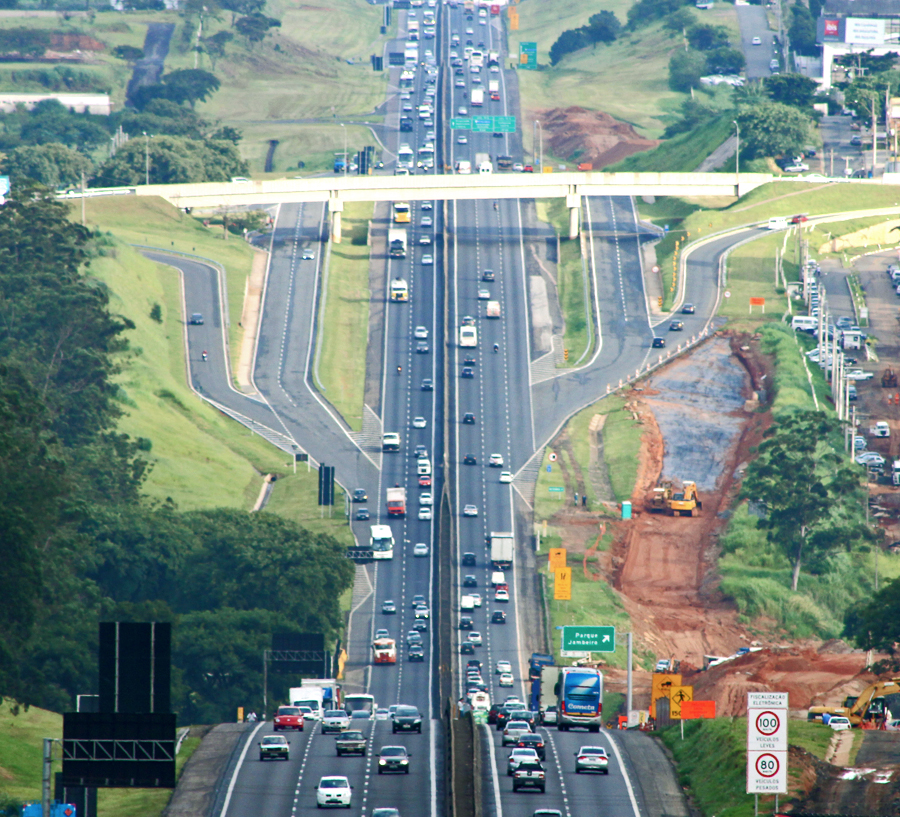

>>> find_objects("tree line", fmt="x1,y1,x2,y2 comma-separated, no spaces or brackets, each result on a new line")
0,193,354,721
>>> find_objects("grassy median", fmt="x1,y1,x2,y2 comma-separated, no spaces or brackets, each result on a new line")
316,201,373,432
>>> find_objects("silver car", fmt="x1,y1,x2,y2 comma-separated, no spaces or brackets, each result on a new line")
574,745,609,773
321,709,351,733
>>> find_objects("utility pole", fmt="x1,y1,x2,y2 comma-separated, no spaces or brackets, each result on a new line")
143,131,150,185
42,738,53,817
829,148,834,177
872,95,878,176
733,119,740,177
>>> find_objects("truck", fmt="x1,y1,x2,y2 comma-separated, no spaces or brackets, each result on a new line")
455,159,472,174
530,663,560,718
373,637,397,663
290,680,342,717
488,79,499,101
486,300,500,318
390,278,409,302
382,432,401,451
490,531,514,568
471,88,484,107
387,486,407,517
529,652,554,680
488,50,500,66
476,152,493,174
388,228,407,259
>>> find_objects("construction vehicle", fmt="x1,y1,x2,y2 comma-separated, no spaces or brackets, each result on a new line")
647,481,673,513
882,369,898,388
808,678,900,727
668,481,702,517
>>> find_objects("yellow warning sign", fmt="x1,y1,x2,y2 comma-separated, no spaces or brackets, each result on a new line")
554,567,572,600
548,548,567,570
649,673,682,719
669,685,693,720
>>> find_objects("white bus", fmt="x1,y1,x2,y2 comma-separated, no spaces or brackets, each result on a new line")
370,524,395,560
344,693,376,718
459,325,478,347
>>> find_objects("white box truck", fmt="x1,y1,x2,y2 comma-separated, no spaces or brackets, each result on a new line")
490,531,514,568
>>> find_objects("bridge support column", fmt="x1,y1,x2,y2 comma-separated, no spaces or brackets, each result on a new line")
329,196,344,243
566,192,580,239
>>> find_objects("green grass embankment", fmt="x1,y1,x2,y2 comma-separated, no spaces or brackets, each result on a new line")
609,114,734,173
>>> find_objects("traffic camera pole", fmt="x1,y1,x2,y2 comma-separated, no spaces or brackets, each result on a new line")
42,738,52,817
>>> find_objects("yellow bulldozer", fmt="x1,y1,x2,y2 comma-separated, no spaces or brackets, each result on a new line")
646,480,702,516
647,481,673,513
808,678,900,727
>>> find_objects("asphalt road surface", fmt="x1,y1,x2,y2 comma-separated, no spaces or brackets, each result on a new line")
736,4,776,80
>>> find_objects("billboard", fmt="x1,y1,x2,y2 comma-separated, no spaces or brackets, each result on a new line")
822,17,840,40
846,17,885,45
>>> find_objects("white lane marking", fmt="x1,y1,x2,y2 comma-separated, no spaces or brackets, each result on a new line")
484,723,504,817
603,730,643,817
544,730,572,817
359,720,377,813
291,725,318,813
220,720,266,817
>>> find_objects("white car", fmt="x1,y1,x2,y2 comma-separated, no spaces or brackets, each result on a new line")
489,453,504,467
478,288,491,300
457,134,468,144
496,660,512,674
751,36,762,45
413,542,429,557
467,631,483,645
499,471,513,483
846,370,874,381
415,604,430,619
316,776,352,808
499,672,515,687
297,705,317,721
829,716,851,731
419,235,432,245
494,588,509,602
413,416,427,428
415,325,429,339
419,492,433,506
507,747,539,775
322,710,351,733
421,254,434,265
470,593,482,607
419,507,433,520
463,504,478,517
856,453,885,467
458,106,468,115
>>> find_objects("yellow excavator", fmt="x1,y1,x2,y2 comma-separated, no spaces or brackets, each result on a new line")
668,481,702,517
808,678,900,727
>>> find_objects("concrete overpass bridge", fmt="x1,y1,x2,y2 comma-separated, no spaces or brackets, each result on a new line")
84,170,865,239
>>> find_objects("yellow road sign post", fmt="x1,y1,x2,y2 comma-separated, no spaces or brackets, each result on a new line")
548,548,567,570
554,567,572,600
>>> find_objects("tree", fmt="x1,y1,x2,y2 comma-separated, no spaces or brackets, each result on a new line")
549,28,588,65
117,99,208,139
626,0,688,29
668,49,707,92
736,100,812,158
662,7,695,32
2,142,93,188
161,69,220,109
844,578,900,657
18,99,109,150
788,3,818,57
203,30,233,70
742,412,870,590
584,11,621,45
112,45,144,62
706,47,745,75
234,12,281,43
687,23,729,51
219,0,264,26
0,28,50,58
764,73,818,109
843,77,892,126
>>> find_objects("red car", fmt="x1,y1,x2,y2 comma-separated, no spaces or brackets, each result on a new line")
523,164,533,173
790,214,809,224
418,474,432,487
273,705,305,731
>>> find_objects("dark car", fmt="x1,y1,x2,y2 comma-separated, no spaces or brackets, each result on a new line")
463,356,477,366
492,610,507,624
392,705,423,733
412,594,426,608
189,312,204,325
352,488,367,503
652,337,666,348
462,552,476,566
463,454,477,465
414,444,428,459
497,706,534,730
681,303,695,314
421,378,434,391
516,734,546,759
463,574,477,587
669,320,684,332
356,508,370,520
466,659,483,672
416,341,429,354
378,745,411,774
463,412,476,424
459,616,474,630
460,642,475,654
493,132,502,138
408,644,425,662
412,619,428,632
488,703,503,724
482,269,495,282
461,367,474,378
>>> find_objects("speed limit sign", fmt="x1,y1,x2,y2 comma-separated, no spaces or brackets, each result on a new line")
747,692,788,794
747,751,787,792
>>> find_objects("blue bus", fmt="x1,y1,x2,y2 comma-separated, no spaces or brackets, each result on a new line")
557,667,604,731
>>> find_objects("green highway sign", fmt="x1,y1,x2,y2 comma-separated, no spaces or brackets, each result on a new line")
471,117,493,133
548,487,564,492
519,41,537,70
561,625,616,652
465,116,516,133
494,115,516,133
450,117,471,129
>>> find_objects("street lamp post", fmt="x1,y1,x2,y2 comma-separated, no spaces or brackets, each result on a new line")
733,120,740,176
341,123,347,176
534,120,543,173
143,131,150,185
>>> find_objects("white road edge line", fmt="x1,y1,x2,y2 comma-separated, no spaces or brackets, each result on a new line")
484,723,504,817
604,731,643,817
219,720,266,817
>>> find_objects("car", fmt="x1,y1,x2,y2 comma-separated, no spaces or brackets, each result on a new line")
463,504,478,517
408,644,425,661
531,812,562,817
784,163,809,173
301,249,315,260
517,734,546,759
457,133,469,143
502,720,532,745
411,594,426,608
415,604,430,619
499,672,515,687
542,706,558,725
418,474,432,487
575,746,609,773
419,234,432,245
421,201,433,211
458,106,468,115
655,658,671,672
414,325,429,339
259,734,290,760
414,444,428,459
850,134,862,146
470,593,482,607
512,762,545,792
421,254,433,265
189,312,204,325
856,453,886,467
652,337,666,348
335,730,367,756
413,416,427,428
751,36,762,44
413,542,429,557
406,629,423,646
790,214,809,224
378,745,411,774
420,216,433,227
322,709,351,733
494,589,510,602
356,508,370,521
375,628,390,639
478,288,491,300
463,454,477,465
274,705,306,731
412,618,427,632
463,552,476,566
393,705,423,733
382,600,397,614
467,631,483,646
463,574,478,587
481,269,496,282
846,370,874,381
489,453,504,467
461,367,474,378
682,303,695,314
461,315,476,326
523,164,533,172
352,488,367,503
419,492,433,507
463,355,477,366
460,642,475,654
421,378,434,391
500,471,513,483
669,320,684,331
418,507,432,521
375,710,391,722
492,610,507,623
463,412,476,424
496,660,512,674
829,716,851,731
459,615,474,630
297,705,316,721
316,775,352,808
507,747,540,775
